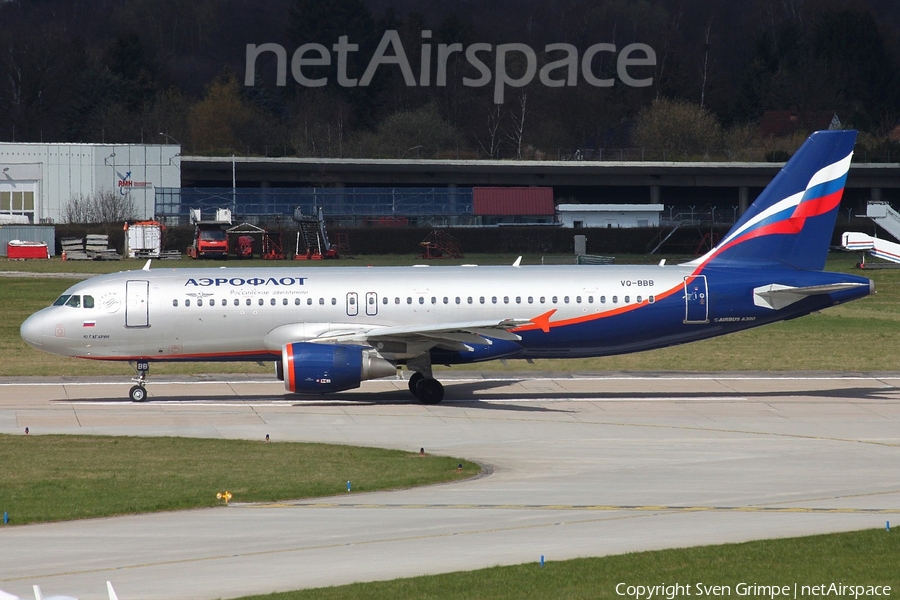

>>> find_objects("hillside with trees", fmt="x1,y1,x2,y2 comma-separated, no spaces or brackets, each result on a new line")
0,0,898,160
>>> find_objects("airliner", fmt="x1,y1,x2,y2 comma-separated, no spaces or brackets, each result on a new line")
20,130,872,403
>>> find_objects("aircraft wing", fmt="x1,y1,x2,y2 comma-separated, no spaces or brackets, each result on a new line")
310,318,529,352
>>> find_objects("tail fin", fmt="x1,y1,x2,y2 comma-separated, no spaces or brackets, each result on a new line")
690,130,857,271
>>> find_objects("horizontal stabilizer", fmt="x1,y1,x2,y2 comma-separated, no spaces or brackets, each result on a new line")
753,282,869,310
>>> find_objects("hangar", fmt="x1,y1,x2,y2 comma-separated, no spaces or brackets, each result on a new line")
0,143,180,224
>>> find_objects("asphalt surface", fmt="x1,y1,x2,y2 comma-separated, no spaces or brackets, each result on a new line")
1,372,899,600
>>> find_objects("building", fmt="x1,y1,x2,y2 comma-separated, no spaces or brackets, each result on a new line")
557,203,664,228
0,143,180,224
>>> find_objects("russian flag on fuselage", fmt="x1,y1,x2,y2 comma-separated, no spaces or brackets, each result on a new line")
691,130,857,272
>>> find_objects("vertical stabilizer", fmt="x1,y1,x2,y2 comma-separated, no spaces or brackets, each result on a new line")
690,130,857,271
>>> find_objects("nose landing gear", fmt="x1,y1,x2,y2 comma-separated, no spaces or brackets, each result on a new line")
129,360,150,402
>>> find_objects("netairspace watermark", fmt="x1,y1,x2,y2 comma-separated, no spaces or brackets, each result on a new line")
245,30,656,104
615,582,893,600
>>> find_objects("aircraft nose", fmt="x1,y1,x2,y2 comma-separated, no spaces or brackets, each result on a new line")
20,312,46,349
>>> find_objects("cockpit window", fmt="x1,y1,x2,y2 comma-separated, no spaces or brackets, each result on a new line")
53,295,71,306
83,295,94,309
65,295,81,308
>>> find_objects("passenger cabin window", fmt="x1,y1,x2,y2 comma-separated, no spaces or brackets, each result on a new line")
308,298,313,305
283,298,288,306
331,298,336,305
222,299,227,306
247,299,252,306
612,296,618,303
234,299,240,306
198,299,204,307
185,299,191,307
295,298,301,305
173,299,178,307
259,299,264,306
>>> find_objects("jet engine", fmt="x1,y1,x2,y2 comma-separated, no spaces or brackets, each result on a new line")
281,342,396,393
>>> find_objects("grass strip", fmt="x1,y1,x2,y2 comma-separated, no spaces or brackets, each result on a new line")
0,434,478,524
236,528,900,600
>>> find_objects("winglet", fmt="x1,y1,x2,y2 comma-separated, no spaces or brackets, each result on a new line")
512,256,522,267
142,259,152,271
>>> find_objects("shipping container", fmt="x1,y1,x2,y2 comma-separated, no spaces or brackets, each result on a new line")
124,221,163,258
473,187,554,216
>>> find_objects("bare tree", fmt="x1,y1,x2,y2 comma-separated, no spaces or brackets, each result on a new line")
476,104,504,159
506,92,528,160
64,189,137,224
699,20,712,109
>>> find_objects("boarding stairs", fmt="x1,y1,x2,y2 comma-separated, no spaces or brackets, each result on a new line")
293,206,337,259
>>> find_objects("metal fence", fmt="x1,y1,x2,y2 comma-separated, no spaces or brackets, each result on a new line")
155,187,475,225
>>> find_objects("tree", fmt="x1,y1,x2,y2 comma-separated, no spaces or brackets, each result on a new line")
188,74,259,154
633,98,722,159
63,190,137,224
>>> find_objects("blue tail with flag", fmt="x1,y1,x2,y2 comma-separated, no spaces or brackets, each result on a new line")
691,130,857,272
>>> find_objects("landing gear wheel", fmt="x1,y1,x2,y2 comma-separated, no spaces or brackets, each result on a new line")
129,385,147,403
415,378,444,404
408,372,425,396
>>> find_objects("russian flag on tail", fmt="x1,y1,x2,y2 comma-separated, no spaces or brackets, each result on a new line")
690,130,857,272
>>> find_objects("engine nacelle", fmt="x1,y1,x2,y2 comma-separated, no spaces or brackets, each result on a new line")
282,342,396,393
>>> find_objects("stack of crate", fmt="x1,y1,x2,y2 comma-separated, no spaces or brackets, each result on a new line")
61,238,89,260
85,234,120,260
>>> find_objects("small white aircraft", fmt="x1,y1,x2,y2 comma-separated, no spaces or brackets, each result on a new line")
20,131,872,403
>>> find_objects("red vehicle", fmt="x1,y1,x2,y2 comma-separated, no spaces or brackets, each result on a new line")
187,224,229,259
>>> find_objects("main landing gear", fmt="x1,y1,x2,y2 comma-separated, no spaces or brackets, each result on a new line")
129,360,150,402
407,360,444,404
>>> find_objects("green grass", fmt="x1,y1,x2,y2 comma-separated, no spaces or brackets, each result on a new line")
0,434,479,524
235,529,900,600
3,252,900,376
